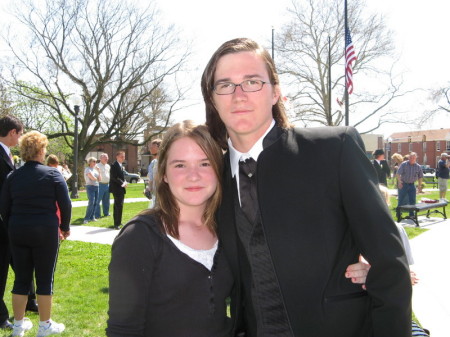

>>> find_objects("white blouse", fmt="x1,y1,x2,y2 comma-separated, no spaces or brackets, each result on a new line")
167,235,218,271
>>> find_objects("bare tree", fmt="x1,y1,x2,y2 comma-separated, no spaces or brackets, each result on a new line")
2,0,190,185
431,86,450,114
275,0,416,132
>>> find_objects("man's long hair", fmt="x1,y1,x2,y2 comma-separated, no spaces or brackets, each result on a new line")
201,38,290,150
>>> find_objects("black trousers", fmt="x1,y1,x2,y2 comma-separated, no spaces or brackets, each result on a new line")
112,191,125,227
9,223,59,295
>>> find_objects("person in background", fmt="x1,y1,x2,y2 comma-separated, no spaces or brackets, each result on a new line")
83,157,101,224
372,149,390,186
0,115,24,331
46,155,72,183
146,139,162,208
396,152,424,218
437,152,449,202
201,37,411,336
391,152,403,186
60,163,72,182
95,153,111,218
110,151,127,230
0,131,71,337
46,155,60,170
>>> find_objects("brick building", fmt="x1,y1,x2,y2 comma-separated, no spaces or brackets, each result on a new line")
85,141,139,173
386,128,450,168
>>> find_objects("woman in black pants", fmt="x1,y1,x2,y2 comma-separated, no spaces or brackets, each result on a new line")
0,131,71,337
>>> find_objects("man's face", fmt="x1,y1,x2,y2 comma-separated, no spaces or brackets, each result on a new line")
212,51,280,149
409,155,417,164
8,128,23,147
116,153,125,163
100,154,109,164
149,143,159,155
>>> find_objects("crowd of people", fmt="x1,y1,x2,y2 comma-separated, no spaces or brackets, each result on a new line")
2,37,448,336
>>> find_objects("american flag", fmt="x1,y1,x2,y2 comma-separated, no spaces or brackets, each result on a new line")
345,27,357,95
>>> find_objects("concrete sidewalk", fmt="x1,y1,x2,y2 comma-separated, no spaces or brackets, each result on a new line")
408,217,450,337
67,198,448,336
67,197,150,244
71,197,148,207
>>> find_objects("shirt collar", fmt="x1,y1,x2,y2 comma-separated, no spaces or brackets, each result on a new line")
0,142,10,157
229,120,275,178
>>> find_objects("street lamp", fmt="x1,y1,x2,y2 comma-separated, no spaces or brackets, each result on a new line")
70,96,81,199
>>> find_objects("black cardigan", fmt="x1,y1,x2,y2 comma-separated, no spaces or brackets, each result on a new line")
107,215,234,337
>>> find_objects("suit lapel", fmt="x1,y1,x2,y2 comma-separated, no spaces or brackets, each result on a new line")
218,152,241,278
0,146,14,171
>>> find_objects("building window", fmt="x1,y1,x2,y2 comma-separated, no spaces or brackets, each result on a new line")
447,141,450,151
437,142,440,151
409,143,413,152
398,143,401,152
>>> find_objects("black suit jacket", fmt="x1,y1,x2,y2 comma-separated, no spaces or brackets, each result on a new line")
109,161,126,195
372,159,390,185
0,145,14,243
217,126,411,337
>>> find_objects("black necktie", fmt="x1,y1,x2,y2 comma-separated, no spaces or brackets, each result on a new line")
239,158,258,221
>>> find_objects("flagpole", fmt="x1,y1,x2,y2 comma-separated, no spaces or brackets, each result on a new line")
328,36,331,118
271,27,275,61
344,0,349,126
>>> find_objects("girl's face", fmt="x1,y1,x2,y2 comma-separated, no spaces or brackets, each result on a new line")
164,137,217,211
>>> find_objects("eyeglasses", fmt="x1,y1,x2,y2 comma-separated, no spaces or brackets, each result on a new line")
213,79,268,95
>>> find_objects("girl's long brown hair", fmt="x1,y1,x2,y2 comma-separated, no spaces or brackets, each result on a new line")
140,120,223,238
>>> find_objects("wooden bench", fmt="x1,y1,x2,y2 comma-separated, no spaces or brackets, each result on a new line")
397,201,448,227
424,180,438,189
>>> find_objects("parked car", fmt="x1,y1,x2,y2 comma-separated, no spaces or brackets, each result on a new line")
124,170,140,183
420,165,436,174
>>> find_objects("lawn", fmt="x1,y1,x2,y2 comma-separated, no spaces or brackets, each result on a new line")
1,241,110,337
70,182,147,202
71,201,149,227
70,182,150,227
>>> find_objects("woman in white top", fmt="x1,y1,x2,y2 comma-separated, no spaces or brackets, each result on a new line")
83,157,101,224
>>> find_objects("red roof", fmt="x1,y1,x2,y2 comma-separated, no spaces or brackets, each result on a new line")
388,128,450,143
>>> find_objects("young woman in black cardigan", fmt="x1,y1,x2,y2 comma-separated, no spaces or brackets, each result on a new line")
107,121,233,336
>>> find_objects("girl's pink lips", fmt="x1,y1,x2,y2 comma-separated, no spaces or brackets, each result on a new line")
185,186,203,192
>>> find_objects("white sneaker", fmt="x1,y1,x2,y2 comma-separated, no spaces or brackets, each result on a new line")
11,318,33,337
36,320,65,337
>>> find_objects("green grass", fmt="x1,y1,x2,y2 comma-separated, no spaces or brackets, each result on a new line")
1,241,110,337
70,182,147,201
71,201,149,227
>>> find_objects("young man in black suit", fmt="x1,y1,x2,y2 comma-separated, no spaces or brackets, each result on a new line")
0,115,24,330
201,38,411,337
372,149,391,186
109,151,128,230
